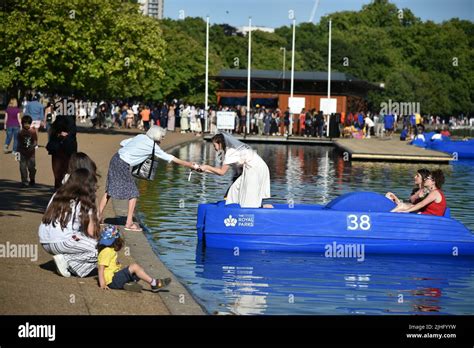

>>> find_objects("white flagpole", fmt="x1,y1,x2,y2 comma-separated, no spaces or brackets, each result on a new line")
327,20,332,99
327,19,332,137
289,18,296,136
204,16,209,132
246,17,252,134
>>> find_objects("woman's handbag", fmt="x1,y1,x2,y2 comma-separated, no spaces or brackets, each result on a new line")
131,144,158,180
46,138,62,155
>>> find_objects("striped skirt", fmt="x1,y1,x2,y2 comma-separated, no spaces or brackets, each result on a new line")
42,235,98,277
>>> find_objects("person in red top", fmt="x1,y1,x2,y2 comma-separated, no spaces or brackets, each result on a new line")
440,126,451,137
394,169,446,216
299,111,306,136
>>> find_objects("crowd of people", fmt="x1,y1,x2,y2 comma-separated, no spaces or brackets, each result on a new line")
0,92,459,295
4,93,471,151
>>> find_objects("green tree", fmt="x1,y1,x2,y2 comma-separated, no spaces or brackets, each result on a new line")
0,0,165,99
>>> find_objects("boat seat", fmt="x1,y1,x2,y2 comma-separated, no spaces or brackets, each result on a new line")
325,192,396,212
444,207,450,218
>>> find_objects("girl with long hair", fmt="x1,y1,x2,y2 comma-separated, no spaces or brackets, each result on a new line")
39,168,100,278
393,169,447,216
387,168,431,212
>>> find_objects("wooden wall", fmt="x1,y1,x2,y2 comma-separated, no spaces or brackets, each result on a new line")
217,91,347,113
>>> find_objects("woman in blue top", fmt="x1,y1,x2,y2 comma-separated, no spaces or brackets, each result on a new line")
98,126,198,232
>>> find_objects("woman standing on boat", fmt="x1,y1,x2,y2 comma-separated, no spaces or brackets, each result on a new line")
200,132,271,208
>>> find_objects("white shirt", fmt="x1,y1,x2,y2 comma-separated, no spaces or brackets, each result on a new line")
365,117,375,127
39,198,89,244
132,104,139,114
118,134,174,166
415,134,426,142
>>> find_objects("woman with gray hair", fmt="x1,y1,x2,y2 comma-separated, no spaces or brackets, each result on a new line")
99,126,198,232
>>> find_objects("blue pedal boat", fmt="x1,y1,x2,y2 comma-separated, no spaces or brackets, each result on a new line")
196,192,474,256
411,133,474,159
428,139,474,159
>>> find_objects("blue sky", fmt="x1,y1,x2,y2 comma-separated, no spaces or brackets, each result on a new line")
164,0,474,28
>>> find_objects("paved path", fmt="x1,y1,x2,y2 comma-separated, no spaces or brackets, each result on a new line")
0,127,205,315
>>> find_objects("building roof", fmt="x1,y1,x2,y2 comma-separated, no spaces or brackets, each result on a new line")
216,69,365,82
213,69,381,97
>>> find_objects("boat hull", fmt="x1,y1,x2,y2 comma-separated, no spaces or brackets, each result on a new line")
428,139,474,159
197,201,474,255
411,134,474,159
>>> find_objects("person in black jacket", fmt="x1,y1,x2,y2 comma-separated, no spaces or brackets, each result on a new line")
46,115,78,189
313,111,324,138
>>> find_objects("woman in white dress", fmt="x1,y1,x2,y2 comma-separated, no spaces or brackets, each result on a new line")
167,104,176,131
194,107,202,135
180,105,190,133
189,106,197,133
200,132,271,208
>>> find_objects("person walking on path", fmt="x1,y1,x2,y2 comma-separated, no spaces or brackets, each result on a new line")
374,113,384,138
25,94,44,131
140,106,151,131
98,126,200,232
17,115,37,187
3,98,22,155
46,115,78,189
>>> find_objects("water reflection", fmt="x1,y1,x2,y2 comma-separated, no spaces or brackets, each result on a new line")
137,141,474,315
221,265,269,315
195,245,474,315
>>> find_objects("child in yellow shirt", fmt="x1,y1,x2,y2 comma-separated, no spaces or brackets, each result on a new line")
98,225,171,292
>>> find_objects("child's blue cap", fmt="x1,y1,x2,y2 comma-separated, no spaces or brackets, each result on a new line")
99,225,121,246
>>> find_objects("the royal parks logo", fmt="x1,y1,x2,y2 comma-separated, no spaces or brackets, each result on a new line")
224,215,237,227
224,214,255,227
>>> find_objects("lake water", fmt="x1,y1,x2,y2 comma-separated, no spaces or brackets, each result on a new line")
136,141,474,315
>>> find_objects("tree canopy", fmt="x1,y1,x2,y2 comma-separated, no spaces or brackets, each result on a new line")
1,0,472,115
1,0,166,100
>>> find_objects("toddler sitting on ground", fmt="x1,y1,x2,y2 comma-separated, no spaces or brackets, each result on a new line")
98,225,171,292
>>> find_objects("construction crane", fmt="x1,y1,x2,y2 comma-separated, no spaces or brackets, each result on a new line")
308,0,320,23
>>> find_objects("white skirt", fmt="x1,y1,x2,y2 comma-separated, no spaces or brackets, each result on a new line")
226,155,270,208
181,116,189,130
